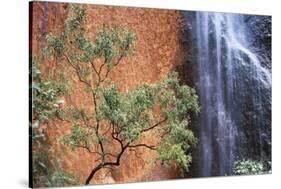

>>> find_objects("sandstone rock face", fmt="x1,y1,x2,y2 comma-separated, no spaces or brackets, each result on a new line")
31,2,191,184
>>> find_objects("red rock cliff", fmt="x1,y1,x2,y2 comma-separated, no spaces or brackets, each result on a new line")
31,2,191,185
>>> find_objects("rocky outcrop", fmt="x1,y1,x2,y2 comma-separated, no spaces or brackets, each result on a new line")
245,15,272,70
30,2,191,184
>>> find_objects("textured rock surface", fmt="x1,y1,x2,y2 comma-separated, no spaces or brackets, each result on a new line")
245,15,272,69
30,2,191,184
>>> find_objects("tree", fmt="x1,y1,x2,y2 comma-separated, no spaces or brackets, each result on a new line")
44,4,199,185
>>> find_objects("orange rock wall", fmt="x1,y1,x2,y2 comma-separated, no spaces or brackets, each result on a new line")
31,2,191,185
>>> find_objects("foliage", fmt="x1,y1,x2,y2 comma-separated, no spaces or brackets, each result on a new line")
32,150,78,187
31,57,68,122
233,159,271,175
98,72,199,170
31,57,75,187
47,170,78,187
44,4,135,72
44,4,199,185
60,123,95,151
31,105,78,187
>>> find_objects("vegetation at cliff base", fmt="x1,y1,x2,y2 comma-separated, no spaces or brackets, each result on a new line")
31,58,78,187
233,159,271,175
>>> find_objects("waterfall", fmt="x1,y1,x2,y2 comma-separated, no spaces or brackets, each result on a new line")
194,12,271,176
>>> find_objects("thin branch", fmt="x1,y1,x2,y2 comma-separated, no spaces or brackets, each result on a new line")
99,48,129,83
70,143,102,155
161,127,172,138
128,144,156,150
140,118,167,133
91,92,105,161
98,61,106,75
111,123,124,149
114,52,125,67
114,44,130,67
100,66,110,82
102,124,112,135
97,138,105,160
111,132,124,149
103,142,129,167
56,115,72,123
90,61,101,82
63,53,92,89
80,111,90,127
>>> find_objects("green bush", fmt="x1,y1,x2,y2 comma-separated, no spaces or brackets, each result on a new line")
233,159,271,175
31,57,76,187
31,57,68,122
32,140,79,187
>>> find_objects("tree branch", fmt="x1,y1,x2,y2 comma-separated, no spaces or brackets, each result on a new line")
99,48,129,83
100,68,110,82
114,52,125,67
85,143,129,184
70,143,102,155
98,61,106,75
128,144,156,150
103,143,129,167
102,124,112,135
91,92,105,162
85,163,103,185
90,61,101,83
63,53,92,89
140,118,167,133
84,114,163,184
111,123,124,148
56,115,72,123
161,127,172,138
114,45,130,67
80,110,91,128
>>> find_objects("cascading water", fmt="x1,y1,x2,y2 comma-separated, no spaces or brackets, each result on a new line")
194,12,271,176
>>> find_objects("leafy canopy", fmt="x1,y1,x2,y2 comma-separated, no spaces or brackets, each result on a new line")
97,72,199,169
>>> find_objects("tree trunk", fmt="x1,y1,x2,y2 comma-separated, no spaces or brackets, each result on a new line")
85,164,103,185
